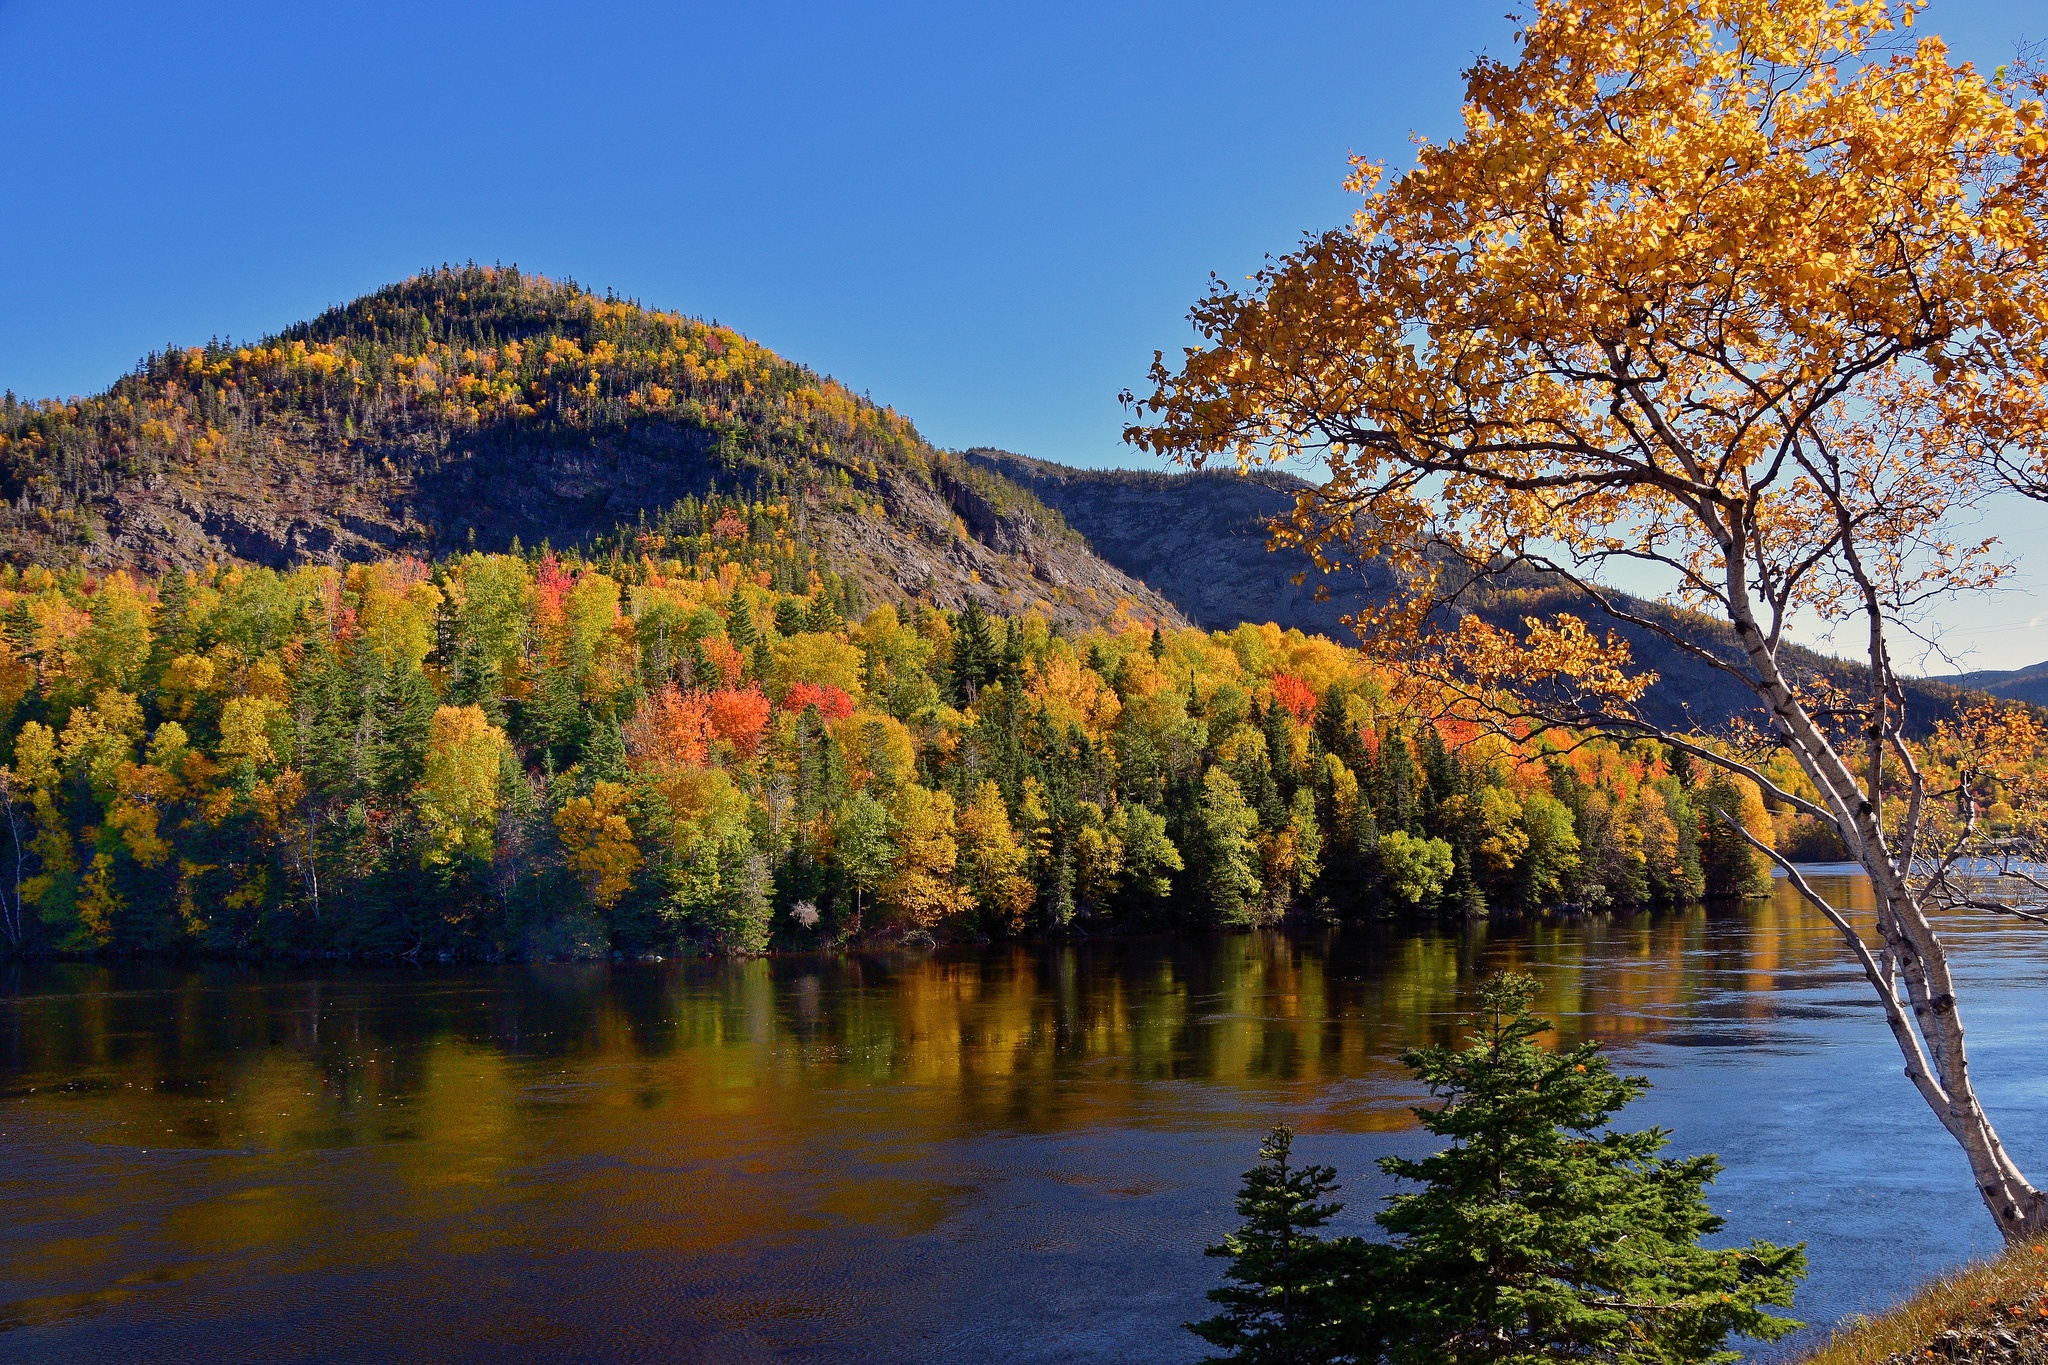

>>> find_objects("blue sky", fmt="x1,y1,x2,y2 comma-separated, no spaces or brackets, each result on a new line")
2,1,2044,666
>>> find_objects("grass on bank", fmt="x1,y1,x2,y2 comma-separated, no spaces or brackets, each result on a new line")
1794,1242,2048,1364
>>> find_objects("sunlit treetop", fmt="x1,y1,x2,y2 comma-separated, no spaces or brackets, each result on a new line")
1127,0,2048,682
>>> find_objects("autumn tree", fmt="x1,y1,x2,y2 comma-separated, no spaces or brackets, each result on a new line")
1126,0,2048,1235
879,784,966,929
554,780,643,908
418,705,509,868
958,779,1034,931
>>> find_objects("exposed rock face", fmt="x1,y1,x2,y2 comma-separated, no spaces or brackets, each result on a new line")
41,426,1187,633
804,455,1189,631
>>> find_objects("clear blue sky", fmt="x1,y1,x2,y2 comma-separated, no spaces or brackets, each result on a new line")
2,1,2043,666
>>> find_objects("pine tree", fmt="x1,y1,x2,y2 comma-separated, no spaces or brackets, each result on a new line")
949,599,997,704
1189,1127,1377,1365
1372,973,1804,1365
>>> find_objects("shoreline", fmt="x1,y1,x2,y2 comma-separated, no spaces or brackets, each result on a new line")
0,887,1794,967
1790,1244,2048,1364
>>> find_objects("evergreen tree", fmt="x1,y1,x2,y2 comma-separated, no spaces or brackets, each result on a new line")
1189,1127,1377,1365
833,790,894,931
1198,768,1263,925
726,598,757,649
1372,973,1804,1365
1697,772,1774,899
949,599,998,704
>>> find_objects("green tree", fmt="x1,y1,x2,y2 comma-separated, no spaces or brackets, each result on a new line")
1373,973,1804,1365
1198,768,1262,925
1377,830,1452,907
1189,1127,1375,1365
833,790,894,930
949,598,998,704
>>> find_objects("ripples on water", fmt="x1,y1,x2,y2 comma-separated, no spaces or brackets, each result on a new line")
2,874,2046,1363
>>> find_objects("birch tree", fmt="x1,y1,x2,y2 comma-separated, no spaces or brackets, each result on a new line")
1126,0,2048,1237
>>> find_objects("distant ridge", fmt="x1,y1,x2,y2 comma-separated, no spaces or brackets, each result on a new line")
967,448,1978,734
1944,660,2048,708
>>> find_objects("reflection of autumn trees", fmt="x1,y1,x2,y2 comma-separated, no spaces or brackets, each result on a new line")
6,888,1926,1318
3,883,1868,1161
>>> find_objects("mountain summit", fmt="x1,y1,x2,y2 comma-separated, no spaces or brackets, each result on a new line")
0,267,1184,632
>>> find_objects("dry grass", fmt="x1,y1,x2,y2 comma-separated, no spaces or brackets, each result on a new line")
1793,1243,2048,1364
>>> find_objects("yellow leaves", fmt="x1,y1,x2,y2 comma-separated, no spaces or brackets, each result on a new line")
1441,613,1653,705
219,696,284,773
879,784,966,929
1126,0,2048,728
163,653,216,701
1024,654,1123,738
10,721,59,792
830,712,915,791
348,561,442,673
555,780,642,909
416,705,508,868
108,759,179,869
771,631,865,701
957,780,1033,929
641,764,749,859
245,656,290,703
60,689,144,797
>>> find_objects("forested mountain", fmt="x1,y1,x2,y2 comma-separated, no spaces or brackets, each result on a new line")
0,268,1905,961
1948,661,2048,709
0,268,1184,634
968,448,1976,734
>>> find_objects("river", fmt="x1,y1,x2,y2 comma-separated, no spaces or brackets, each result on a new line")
2,873,2045,1363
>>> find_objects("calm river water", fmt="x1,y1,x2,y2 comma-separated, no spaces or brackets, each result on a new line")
4,874,2047,1363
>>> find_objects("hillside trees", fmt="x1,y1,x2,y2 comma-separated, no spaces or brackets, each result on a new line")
0,541,1800,965
1126,0,2048,1236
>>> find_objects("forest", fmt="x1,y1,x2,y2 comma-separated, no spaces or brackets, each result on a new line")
0,504,1799,960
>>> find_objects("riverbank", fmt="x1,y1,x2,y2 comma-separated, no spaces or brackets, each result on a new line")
1794,1243,2048,1364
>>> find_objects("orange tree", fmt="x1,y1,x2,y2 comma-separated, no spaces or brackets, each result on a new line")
1126,0,2048,1237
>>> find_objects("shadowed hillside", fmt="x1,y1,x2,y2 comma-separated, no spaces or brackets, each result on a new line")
968,448,1976,734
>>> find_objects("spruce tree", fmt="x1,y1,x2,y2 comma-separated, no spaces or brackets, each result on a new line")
1190,1127,1376,1365
950,599,997,704
1373,973,1804,1365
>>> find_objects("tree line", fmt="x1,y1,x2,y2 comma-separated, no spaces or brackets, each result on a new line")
0,516,1786,959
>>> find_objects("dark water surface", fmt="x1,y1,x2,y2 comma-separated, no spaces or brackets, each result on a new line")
5,875,2047,1363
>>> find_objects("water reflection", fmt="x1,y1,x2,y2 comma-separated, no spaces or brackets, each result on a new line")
0,873,2038,1363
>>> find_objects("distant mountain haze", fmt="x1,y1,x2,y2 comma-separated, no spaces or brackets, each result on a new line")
1944,661,2048,709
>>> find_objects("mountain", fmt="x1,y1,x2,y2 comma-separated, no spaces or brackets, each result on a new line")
1947,661,2048,708
0,267,1988,733
966,448,1977,733
0,268,1186,633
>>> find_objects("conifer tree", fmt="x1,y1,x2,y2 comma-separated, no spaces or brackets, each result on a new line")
949,599,997,704
1372,973,1804,1365
1189,1127,1376,1365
